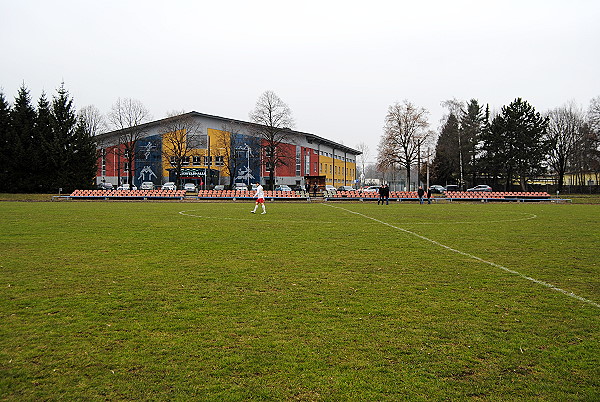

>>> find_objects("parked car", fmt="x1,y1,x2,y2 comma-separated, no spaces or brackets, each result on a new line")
428,185,445,194
467,185,492,192
97,182,113,190
324,185,337,193
162,182,176,190
444,185,460,192
361,186,380,192
183,183,197,192
234,182,248,191
337,186,355,191
117,184,137,190
275,185,292,192
140,182,154,190
213,184,225,191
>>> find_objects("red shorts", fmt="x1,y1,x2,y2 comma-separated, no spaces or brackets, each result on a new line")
256,198,265,204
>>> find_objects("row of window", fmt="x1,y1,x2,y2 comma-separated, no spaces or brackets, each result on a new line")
320,163,355,176
170,156,224,166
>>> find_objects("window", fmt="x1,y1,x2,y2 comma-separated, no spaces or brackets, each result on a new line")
101,149,106,176
320,163,323,173
124,162,130,173
266,161,274,172
214,156,224,166
203,156,211,165
181,156,190,166
296,147,301,176
192,156,202,166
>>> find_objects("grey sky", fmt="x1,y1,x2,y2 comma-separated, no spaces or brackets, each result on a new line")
1,0,598,161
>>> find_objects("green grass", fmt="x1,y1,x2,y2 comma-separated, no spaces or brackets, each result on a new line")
1,201,598,400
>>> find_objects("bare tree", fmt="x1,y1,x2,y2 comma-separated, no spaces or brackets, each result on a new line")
355,142,370,186
78,105,107,137
249,90,295,190
378,100,430,190
546,102,584,191
107,98,151,187
158,111,204,188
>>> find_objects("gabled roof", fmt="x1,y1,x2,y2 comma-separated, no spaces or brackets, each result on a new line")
96,111,361,155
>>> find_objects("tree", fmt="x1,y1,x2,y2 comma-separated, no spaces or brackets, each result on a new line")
69,111,99,190
460,99,486,187
0,91,12,191
546,102,584,191
47,83,90,192
249,91,295,190
480,98,549,191
355,142,370,186
33,92,53,191
9,84,36,192
430,113,460,185
158,111,204,187
378,100,430,190
78,105,107,137
107,98,151,187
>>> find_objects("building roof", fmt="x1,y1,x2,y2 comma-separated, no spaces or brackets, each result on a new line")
95,111,361,155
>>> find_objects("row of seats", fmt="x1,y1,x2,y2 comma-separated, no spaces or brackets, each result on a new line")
445,191,551,199
196,190,306,198
70,189,186,198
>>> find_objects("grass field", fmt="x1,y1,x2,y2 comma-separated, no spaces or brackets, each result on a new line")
1,200,598,400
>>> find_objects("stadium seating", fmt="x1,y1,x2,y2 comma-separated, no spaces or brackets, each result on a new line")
69,189,186,200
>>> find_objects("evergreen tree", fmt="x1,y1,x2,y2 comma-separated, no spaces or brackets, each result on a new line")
49,83,79,192
480,98,549,191
9,84,37,192
33,92,53,192
0,91,12,191
430,113,460,185
460,99,485,187
70,112,99,189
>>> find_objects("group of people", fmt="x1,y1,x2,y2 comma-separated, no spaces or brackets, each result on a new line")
417,186,433,204
378,184,433,204
377,184,390,205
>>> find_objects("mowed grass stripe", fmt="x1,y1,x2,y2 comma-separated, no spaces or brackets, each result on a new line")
1,201,598,400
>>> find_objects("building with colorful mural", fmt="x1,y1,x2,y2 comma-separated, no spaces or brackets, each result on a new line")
95,112,361,190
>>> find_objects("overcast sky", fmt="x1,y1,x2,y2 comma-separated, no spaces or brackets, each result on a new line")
1,0,598,161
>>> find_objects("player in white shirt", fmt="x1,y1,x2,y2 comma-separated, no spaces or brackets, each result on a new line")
251,183,266,214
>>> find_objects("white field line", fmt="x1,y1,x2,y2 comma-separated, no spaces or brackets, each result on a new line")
324,204,600,308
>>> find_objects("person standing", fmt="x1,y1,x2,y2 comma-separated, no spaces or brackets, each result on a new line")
377,185,385,205
251,182,266,214
426,187,432,204
417,186,425,204
383,184,390,205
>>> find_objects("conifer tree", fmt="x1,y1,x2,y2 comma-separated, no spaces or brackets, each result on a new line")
33,92,53,191
9,84,37,192
430,113,460,185
480,98,549,191
49,83,79,191
0,91,12,191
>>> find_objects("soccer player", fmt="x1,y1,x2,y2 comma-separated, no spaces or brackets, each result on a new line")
251,182,266,214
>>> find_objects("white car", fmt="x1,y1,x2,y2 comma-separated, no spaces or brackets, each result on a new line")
234,183,248,191
162,182,177,190
140,182,154,190
117,184,137,190
183,183,197,192
324,185,337,192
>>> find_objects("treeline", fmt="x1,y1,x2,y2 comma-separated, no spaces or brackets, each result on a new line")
430,97,600,191
378,97,600,192
0,84,98,193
